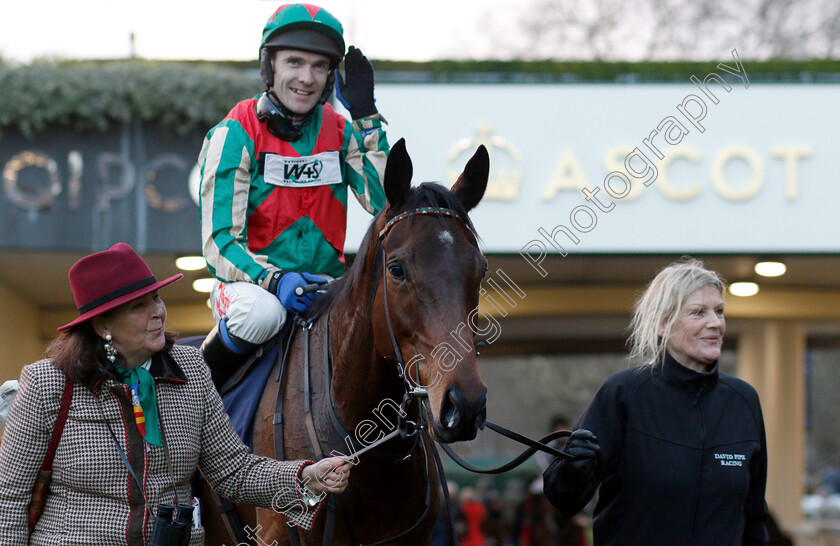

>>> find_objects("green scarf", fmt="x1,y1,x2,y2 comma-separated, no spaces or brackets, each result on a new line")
112,362,162,447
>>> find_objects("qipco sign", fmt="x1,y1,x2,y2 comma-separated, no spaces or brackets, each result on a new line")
0,126,202,252
2,151,64,210
2,150,198,213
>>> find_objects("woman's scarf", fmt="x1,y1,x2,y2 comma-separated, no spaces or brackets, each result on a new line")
112,362,162,447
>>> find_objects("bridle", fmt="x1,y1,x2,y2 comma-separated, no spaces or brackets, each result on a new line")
376,206,466,400
374,206,573,460
282,205,576,546
367,206,577,542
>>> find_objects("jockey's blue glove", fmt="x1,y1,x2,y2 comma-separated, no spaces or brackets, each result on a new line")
336,46,377,119
274,272,328,314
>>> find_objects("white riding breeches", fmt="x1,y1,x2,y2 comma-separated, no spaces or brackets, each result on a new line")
209,280,287,345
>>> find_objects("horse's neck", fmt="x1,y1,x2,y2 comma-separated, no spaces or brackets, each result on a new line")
327,286,404,424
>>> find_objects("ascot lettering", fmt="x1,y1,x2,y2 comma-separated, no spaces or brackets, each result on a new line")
540,145,810,204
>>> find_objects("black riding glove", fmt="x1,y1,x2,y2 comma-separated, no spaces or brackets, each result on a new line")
561,429,600,482
336,46,377,119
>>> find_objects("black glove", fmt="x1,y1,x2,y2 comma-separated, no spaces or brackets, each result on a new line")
561,429,600,482
335,46,376,119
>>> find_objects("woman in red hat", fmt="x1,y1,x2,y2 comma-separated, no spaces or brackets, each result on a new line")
0,243,350,545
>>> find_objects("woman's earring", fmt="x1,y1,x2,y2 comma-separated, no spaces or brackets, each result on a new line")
104,333,118,363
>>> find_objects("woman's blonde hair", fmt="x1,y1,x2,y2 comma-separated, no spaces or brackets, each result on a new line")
628,258,726,367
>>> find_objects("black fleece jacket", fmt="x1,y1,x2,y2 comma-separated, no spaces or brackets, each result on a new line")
544,352,769,545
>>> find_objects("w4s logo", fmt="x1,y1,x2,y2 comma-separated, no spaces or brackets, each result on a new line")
284,159,323,182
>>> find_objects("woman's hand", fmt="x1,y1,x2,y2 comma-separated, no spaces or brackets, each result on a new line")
301,457,352,495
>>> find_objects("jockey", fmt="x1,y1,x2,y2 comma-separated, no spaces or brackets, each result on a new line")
198,3,389,383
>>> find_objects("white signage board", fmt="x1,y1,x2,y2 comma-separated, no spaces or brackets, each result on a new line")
344,78,837,258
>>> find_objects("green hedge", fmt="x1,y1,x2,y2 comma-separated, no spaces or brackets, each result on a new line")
0,61,262,139
372,58,840,82
1,58,839,138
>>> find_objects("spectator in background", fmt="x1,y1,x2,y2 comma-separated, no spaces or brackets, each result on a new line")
543,258,769,545
459,486,487,546
515,478,588,546
431,481,461,546
514,413,588,545
482,489,509,546
0,380,18,429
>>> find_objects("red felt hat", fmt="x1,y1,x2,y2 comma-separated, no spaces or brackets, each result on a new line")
58,243,183,331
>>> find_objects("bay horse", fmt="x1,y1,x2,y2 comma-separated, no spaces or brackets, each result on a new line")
205,138,490,545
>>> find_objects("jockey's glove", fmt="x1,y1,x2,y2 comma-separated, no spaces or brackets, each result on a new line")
271,271,328,314
336,46,377,119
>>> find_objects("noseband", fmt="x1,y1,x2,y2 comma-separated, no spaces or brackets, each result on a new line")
372,205,575,546
298,206,572,546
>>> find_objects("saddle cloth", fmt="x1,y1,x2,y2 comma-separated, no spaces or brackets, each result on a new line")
221,339,279,450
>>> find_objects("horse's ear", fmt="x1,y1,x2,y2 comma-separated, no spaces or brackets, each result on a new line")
451,145,489,212
384,138,412,212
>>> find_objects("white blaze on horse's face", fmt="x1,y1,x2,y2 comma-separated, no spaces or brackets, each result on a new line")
378,138,491,444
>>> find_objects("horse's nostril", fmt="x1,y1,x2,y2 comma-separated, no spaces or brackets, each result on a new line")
441,388,462,430
444,407,459,429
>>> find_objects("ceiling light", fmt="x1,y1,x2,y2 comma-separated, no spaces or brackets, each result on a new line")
192,278,216,293
175,256,207,271
754,261,786,277
729,282,759,297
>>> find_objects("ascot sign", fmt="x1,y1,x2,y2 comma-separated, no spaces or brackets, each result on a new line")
380,53,831,255
470,142,810,204
2,54,834,254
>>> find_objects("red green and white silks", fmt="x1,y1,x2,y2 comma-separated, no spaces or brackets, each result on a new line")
199,100,388,283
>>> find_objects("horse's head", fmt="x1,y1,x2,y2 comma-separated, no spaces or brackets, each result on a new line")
372,139,489,443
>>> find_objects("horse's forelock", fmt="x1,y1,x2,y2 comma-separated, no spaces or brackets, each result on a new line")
305,182,480,317
402,182,478,236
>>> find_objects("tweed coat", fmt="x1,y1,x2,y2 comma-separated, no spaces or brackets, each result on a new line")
0,344,321,545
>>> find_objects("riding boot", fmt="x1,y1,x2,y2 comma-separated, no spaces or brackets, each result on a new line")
201,319,258,392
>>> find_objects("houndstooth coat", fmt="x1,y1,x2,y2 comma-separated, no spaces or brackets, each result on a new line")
0,344,321,545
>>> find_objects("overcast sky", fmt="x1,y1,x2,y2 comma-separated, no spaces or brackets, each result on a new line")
0,0,521,63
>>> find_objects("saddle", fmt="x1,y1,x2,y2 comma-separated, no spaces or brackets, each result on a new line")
179,321,290,450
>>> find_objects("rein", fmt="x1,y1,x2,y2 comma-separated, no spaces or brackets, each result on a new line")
279,206,576,545
372,206,578,539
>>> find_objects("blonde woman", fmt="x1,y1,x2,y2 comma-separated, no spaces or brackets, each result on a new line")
544,259,769,545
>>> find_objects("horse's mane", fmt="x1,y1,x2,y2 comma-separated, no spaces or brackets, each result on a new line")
306,182,478,318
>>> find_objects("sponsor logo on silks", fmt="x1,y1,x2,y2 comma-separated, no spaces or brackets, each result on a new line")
714,452,746,466
264,151,342,188
129,383,146,437
284,159,323,182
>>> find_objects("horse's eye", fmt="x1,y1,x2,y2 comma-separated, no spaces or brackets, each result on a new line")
481,264,488,278
388,263,405,280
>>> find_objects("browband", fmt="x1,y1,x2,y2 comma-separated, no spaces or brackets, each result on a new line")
378,207,463,240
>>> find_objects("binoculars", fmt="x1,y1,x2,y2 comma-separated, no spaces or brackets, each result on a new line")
150,503,193,546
